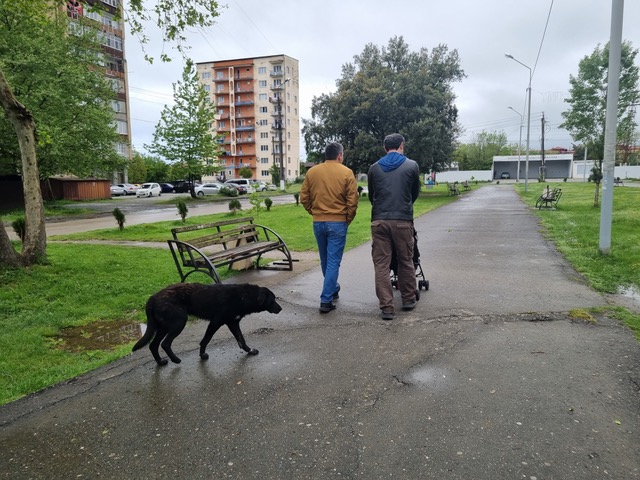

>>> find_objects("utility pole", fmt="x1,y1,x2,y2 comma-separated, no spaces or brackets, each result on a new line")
540,113,546,181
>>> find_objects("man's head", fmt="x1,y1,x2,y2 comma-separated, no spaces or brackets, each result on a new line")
325,142,344,162
384,133,405,152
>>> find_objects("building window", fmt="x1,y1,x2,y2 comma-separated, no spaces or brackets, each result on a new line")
259,106,267,113
258,119,268,126
258,67,266,74
258,93,267,101
202,71,210,80
261,158,269,164
260,132,268,139
259,80,267,88
217,96,224,104
217,84,224,92
203,84,210,91
260,145,269,151
218,121,226,128
115,120,128,134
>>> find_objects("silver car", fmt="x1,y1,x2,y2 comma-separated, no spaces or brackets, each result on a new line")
195,183,226,196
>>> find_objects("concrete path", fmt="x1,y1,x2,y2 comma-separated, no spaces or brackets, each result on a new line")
1,185,638,479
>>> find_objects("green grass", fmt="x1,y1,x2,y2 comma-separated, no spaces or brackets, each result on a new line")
0,185,460,405
2,180,638,406
517,181,640,293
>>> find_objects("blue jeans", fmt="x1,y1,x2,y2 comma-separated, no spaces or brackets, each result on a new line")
313,221,348,303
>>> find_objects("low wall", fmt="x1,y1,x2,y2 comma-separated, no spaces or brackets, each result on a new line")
431,170,493,183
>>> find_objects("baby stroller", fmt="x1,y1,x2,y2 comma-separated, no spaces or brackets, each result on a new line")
390,227,429,299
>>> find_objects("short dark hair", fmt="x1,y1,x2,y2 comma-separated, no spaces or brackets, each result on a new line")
383,133,405,152
325,142,343,160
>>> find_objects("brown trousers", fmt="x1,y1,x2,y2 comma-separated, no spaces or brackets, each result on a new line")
371,220,416,312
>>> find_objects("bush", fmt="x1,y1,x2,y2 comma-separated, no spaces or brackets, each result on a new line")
11,217,26,242
220,186,238,197
176,199,188,222
264,197,273,211
112,208,125,230
228,198,242,213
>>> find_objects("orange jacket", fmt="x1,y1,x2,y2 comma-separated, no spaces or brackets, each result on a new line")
300,161,359,224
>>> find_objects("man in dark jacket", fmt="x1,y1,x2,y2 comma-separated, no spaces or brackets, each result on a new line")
368,133,421,320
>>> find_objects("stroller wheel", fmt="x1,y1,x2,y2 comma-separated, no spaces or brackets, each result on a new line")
391,279,398,289
419,280,429,291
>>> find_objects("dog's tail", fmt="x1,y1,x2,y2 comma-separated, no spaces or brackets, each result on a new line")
132,299,157,351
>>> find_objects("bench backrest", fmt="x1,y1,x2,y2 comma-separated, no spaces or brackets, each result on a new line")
171,217,259,250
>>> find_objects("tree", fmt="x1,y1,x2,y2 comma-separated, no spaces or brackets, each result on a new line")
146,60,220,198
454,131,510,170
561,41,639,206
303,36,465,175
0,2,125,184
0,0,223,268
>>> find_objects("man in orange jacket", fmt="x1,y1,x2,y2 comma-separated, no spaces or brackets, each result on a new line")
300,142,359,313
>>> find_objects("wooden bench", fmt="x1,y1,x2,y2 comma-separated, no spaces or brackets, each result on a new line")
167,216,295,283
535,187,562,209
447,182,461,196
614,177,624,187
462,181,471,191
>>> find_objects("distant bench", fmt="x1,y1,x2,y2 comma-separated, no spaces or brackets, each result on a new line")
614,177,624,187
167,216,295,283
447,182,461,196
535,187,562,210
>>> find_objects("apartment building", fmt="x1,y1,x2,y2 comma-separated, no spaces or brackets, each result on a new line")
66,0,132,182
196,55,300,183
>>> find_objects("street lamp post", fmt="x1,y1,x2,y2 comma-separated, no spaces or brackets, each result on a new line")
276,78,291,191
505,54,532,192
508,106,523,183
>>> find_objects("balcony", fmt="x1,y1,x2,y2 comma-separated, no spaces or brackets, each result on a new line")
270,70,283,77
236,126,255,131
235,100,254,106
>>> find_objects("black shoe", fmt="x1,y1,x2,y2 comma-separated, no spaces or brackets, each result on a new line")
380,310,395,320
319,302,336,313
332,284,341,300
402,301,417,311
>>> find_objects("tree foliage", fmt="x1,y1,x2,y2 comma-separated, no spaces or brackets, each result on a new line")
561,41,640,161
146,59,220,197
0,1,125,182
303,36,465,174
453,131,511,170
0,0,224,268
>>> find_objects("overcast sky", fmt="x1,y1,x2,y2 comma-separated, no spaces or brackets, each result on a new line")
125,0,640,157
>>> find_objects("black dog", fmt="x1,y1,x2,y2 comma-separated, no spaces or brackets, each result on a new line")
132,283,282,366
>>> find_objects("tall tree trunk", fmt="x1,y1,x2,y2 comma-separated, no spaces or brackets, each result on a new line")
0,67,47,267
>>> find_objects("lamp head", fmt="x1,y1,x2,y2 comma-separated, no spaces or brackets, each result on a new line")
505,53,514,59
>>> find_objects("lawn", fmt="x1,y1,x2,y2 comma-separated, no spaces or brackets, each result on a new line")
1,180,638,406
0,184,460,405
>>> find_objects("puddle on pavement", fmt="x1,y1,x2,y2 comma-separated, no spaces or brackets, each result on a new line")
619,285,640,307
50,320,144,352
409,366,450,389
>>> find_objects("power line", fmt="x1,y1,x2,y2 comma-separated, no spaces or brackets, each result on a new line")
532,0,554,79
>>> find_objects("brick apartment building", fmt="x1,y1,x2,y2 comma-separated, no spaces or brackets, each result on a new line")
196,55,300,183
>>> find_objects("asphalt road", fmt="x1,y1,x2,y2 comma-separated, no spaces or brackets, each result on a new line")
1,185,639,479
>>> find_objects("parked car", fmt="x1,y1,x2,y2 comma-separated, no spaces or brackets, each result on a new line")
194,182,226,196
255,181,277,192
159,183,174,193
136,183,162,197
172,180,200,193
110,185,127,196
117,183,138,195
225,182,249,195
224,178,254,193
500,172,511,179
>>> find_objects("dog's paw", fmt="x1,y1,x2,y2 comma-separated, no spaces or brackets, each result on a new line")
248,348,259,355
200,352,210,360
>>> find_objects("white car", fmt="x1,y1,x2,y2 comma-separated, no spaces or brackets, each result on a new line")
136,183,162,197
110,185,127,196
195,182,226,196
255,182,277,192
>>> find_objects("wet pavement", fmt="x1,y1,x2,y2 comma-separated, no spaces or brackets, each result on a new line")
1,185,639,479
